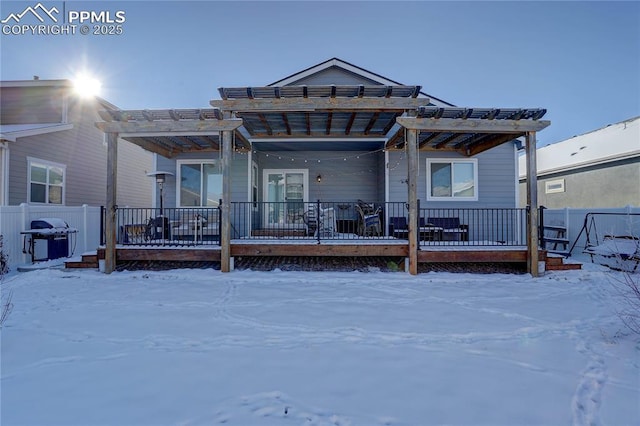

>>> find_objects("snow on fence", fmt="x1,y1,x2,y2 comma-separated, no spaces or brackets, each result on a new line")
0,204,101,269
543,206,640,256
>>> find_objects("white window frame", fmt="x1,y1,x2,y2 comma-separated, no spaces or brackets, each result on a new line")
27,157,66,205
176,159,222,208
545,179,565,194
426,158,478,201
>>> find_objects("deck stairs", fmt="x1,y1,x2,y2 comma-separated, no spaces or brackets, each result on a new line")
542,224,571,257
544,253,582,271
65,252,99,269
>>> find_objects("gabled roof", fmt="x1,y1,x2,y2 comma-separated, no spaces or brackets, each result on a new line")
0,123,74,142
0,78,120,111
267,57,454,107
519,116,640,178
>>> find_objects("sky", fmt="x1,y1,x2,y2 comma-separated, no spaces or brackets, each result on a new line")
1,1,639,147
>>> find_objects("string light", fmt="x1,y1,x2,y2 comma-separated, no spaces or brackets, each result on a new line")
250,148,387,163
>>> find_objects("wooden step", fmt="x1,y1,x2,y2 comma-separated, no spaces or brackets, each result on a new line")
547,250,571,257
64,252,99,269
81,254,98,262
65,261,99,269
546,262,582,271
545,256,565,266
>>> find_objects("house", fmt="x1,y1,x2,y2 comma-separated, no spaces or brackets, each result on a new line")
91,58,550,275
0,78,152,207
518,116,640,209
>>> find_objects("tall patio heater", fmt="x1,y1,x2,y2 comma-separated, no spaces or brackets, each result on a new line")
147,171,174,240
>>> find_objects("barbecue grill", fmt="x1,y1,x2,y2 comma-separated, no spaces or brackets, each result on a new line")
21,218,78,262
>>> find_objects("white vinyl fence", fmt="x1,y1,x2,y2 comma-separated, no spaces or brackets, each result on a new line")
0,204,101,269
543,206,640,257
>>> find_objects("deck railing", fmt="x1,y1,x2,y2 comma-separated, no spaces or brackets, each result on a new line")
230,201,407,241
111,207,221,246
230,201,529,246
103,203,530,247
419,206,528,247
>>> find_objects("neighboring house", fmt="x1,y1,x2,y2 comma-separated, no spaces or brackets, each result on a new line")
94,57,550,275
518,116,640,209
0,79,152,207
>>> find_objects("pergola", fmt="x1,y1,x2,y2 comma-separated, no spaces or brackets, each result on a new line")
96,84,549,275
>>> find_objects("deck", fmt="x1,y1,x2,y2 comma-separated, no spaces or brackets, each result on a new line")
67,239,559,271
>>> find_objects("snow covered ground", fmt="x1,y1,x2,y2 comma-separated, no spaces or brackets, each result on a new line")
1,263,639,425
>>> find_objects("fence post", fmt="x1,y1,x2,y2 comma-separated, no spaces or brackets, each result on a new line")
219,199,223,245
20,203,29,264
316,199,321,244
564,207,570,247
538,205,546,247
100,206,105,246
82,204,88,254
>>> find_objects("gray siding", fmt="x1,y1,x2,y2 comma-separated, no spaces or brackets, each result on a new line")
285,67,382,86
257,150,383,204
116,140,153,207
7,96,151,207
388,142,518,208
518,158,640,208
1,86,64,124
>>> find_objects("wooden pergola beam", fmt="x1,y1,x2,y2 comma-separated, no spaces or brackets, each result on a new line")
121,136,176,158
345,112,357,136
364,112,380,135
257,114,272,135
104,132,118,274
211,97,428,112
234,130,252,149
325,111,333,135
96,119,242,134
282,113,292,135
526,131,540,277
406,125,419,276
465,133,520,156
221,112,233,272
397,117,550,133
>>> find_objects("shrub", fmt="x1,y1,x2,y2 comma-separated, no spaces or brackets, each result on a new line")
0,235,12,328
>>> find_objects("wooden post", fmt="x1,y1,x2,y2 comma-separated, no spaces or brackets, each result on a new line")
526,131,539,277
104,132,118,274
220,113,232,272
406,127,419,275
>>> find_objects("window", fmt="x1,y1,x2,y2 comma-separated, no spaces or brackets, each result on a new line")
426,159,478,201
545,179,565,194
177,160,222,207
28,158,65,204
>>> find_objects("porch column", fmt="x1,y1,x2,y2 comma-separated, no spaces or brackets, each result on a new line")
406,127,419,275
104,132,118,274
525,131,540,277
220,112,232,272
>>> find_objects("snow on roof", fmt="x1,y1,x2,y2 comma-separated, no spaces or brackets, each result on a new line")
519,116,640,178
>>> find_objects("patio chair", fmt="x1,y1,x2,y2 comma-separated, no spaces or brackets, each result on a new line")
356,203,381,236
303,204,319,236
317,207,337,238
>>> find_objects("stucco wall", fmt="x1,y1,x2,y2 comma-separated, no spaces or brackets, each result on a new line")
518,158,640,208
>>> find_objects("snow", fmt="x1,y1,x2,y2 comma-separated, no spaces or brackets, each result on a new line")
1,264,639,425
518,116,640,178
